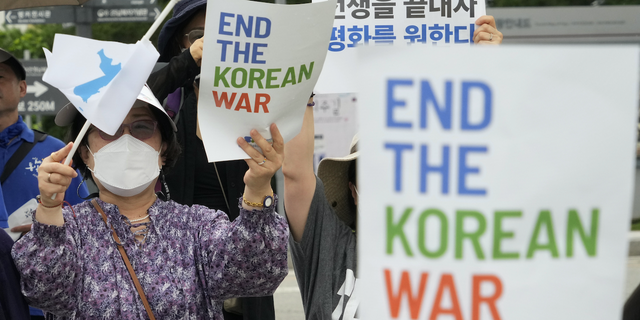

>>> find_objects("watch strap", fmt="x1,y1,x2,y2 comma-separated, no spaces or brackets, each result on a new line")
242,193,273,208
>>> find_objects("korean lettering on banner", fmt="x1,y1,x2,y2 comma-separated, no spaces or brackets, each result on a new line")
329,0,485,51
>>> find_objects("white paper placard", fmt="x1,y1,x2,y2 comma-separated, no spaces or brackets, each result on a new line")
3,198,37,241
314,0,486,93
198,0,336,162
356,45,639,320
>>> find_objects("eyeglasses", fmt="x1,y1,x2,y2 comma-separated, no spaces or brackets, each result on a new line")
184,28,204,45
95,120,158,141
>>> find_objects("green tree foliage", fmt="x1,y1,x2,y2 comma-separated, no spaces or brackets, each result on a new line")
0,25,75,140
92,22,156,43
0,24,73,59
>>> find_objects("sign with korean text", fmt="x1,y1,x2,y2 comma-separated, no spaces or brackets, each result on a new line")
315,0,486,93
87,0,157,6
198,0,336,162
93,5,160,22
4,4,160,25
4,7,75,24
357,45,638,320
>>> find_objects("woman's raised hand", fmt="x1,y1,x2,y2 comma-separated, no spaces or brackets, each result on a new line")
38,142,78,207
237,123,284,203
474,15,503,45
190,38,204,67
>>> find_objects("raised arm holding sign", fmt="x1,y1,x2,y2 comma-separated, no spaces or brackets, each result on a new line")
282,14,502,319
197,0,336,162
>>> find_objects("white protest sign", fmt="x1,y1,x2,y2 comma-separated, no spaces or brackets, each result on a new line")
356,45,638,320
3,199,37,242
43,34,159,135
199,0,336,162
314,0,486,93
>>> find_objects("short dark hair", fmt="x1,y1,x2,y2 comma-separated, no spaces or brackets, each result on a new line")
66,105,181,179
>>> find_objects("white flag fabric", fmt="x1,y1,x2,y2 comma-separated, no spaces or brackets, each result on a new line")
43,34,159,135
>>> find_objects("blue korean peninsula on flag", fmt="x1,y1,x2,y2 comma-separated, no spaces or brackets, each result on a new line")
42,34,159,135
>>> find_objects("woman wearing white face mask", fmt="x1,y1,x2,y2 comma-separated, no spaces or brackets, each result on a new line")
10,85,289,320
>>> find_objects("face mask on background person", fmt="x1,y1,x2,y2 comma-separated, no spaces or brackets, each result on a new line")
88,134,161,197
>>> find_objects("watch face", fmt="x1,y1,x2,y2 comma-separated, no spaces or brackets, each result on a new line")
263,196,273,207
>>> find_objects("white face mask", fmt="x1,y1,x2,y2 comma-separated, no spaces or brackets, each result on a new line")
88,134,161,197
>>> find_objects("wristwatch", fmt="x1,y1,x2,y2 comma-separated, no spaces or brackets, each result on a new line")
243,194,274,208
263,195,274,208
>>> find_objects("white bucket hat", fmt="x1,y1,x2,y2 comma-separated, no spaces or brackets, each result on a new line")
55,84,177,132
317,134,359,227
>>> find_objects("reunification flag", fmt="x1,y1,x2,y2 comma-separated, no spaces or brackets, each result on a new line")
198,0,336,162
356,45,638,320
42,34,159,135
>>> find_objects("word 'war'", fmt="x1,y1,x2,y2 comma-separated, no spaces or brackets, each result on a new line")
385,270,502,320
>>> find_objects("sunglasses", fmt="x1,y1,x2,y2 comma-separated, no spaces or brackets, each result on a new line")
184,28,204,45
95,120,158,141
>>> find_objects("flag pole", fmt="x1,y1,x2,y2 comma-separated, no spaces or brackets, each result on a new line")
142,0,180,42
52,120,91,199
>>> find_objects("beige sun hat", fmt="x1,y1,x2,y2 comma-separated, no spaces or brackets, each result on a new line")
317,134,359,227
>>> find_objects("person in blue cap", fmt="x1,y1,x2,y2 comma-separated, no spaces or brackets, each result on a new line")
147,1,278,319
0,47,89,320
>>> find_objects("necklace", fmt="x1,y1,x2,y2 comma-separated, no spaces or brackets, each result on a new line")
129,214,150,223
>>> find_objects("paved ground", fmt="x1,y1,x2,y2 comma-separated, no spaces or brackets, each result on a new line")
273,269,304,320
273,256,640,320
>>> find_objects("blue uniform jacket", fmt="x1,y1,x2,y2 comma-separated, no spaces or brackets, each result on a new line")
0,116,88,228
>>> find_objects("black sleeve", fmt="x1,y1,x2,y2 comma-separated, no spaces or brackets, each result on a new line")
147,49,201,102
624,283,640,320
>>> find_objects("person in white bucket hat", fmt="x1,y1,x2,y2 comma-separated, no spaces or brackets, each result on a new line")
316,134,359,229
11,84,289,320
283,97,360,319
283,15,503,318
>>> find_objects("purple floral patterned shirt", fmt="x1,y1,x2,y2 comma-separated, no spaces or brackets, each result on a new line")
11,197,289,319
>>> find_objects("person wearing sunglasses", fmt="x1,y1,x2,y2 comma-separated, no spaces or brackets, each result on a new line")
148,0,279,318
11,84,289,319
